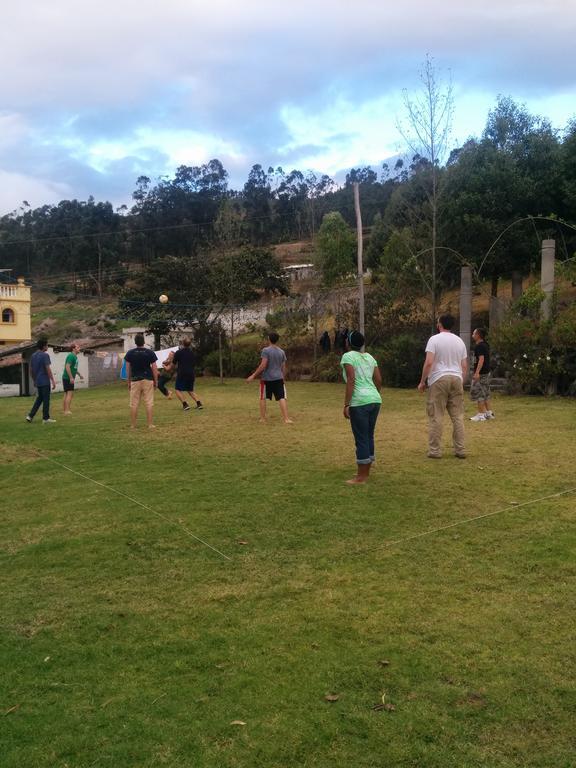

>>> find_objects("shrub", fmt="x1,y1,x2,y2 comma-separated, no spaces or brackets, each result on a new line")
310,353,341,382
203,348,259,378
375,333,426,388
491,298,576,395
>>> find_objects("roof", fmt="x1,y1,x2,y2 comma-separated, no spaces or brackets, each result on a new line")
0,336,123,360
0,353,23,368
52,337,123,352
0,341,37,360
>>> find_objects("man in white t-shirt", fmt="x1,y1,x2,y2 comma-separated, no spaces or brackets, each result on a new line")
418,314,468,459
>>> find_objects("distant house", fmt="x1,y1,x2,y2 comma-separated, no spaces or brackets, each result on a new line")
0,277,31,347
0,337,124,397
284,264,316,282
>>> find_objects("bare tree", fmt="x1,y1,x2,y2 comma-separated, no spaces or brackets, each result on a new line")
397,55,454,328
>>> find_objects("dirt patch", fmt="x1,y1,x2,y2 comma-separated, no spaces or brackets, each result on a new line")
0,442,45,464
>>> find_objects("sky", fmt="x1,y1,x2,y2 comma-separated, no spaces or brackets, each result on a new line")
1,0,575,215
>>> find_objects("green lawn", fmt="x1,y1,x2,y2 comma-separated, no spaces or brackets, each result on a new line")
1,381,575,768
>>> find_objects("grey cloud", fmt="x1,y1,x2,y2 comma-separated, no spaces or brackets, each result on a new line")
1,0,575,211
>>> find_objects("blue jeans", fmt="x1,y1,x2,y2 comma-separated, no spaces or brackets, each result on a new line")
349,403,380,464
29,385,51,421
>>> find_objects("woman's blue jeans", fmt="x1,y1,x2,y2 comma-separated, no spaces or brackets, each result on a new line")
349,403,380,464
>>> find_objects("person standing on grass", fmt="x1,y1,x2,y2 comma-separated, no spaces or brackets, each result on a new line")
418,313,468,459
469,327,494,422
246,332,293,424
62,343,84,415
341,330,382,485
124,333,158,429
173,337,203,412
26,339,56,424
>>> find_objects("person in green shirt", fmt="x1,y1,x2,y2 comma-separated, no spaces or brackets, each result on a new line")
341,330,382,485
62,343,84,415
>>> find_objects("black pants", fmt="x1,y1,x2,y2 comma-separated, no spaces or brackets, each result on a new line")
29,385,51,421
158,375,172,397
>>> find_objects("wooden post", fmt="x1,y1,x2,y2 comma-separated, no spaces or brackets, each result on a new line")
353,182,365,338
229,307,234,375
218,330,224,384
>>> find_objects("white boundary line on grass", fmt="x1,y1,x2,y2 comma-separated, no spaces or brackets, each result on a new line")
359,486,576,556
42,456,232,561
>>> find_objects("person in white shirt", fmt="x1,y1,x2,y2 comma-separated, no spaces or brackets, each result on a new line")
418,314,468,459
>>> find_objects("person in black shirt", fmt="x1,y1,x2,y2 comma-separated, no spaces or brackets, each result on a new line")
469,327,494,421
124,333,158,428
173,337,203,411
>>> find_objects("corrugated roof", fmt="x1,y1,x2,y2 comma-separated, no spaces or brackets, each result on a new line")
0,337,123,360
0,341,37,360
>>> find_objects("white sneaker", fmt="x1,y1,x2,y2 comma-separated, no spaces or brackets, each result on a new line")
42,418,57,424
470,413,486,422
485,411,495,419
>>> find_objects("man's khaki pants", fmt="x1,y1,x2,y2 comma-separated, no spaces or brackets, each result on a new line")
426,375,465,457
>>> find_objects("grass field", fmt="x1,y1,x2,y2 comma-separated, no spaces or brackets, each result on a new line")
1,380,575,768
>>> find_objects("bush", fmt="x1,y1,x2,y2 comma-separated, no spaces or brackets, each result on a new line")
491,298,576,395
203,348,259,378
375,333,426,388
310,353,341,382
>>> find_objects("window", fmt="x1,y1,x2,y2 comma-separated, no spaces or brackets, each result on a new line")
2,308,15,323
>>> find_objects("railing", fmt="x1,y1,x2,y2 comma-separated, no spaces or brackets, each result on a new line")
0,286,17,298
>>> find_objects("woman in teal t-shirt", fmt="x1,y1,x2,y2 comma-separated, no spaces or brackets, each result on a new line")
340,330,382,485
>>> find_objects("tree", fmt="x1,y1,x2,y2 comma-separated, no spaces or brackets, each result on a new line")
398,55,454,327
442,98,564,282
242,164,274,245
315,212,356,285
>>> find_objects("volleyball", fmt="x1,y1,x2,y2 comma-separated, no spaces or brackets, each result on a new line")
159,294,169,304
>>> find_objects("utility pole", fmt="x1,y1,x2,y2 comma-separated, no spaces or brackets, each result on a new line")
353,182,365,338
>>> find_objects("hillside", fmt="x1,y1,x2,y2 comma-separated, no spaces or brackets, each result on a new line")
27,260,576,346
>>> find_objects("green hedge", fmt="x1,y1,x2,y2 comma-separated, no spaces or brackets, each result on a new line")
202,348,259,378
374,333,425,388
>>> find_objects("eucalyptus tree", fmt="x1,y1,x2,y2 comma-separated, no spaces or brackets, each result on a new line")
397,55,454,327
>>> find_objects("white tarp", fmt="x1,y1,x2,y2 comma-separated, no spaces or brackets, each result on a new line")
154,346,179,367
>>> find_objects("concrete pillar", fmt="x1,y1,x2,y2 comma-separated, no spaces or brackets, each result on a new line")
511,271,523,301
488,275,501,329
459,266,472,355
541,239,555,320
489,295,506,329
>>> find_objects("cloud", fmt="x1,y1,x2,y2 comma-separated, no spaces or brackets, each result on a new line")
0,1,575,212
0,170,70,214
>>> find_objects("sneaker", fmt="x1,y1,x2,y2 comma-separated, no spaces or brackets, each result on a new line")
195,401,203,410
485,411,495,419
42,418,57,424
455,453,467,459
25,415,32,423
469,413,486,422
183,403,191,411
